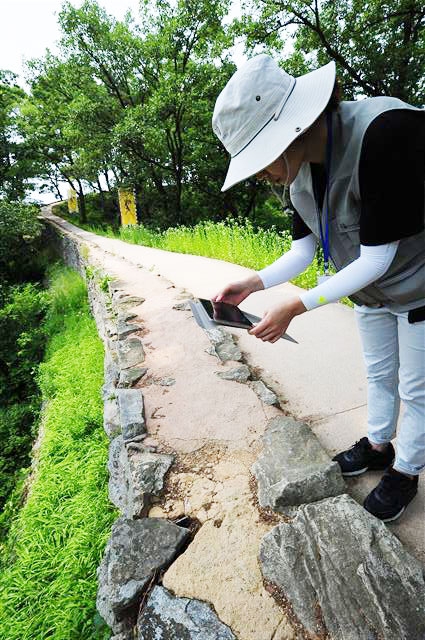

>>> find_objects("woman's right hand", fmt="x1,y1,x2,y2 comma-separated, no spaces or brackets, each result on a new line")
211,273,264,306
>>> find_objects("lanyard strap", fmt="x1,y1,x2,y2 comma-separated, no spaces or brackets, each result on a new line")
317,110,333,274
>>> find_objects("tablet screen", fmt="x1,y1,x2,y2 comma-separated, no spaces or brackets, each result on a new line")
198,299,253,329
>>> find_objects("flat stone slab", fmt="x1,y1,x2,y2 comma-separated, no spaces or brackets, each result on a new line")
117,320,142,340
205,328,242,362
215,342,242,362
117,388,146,442
249,380,278,405
252,416,345,510
216,365,250,383
118,311,138,322
126,448,174,518
260,494,425,640
104,397,121,439
97,517,190,631
137,586,237,639
108,436,126,513
113,292,145,306
118,367,147,388
117,338,145,369
173,301,191,311
104,350,119,390
108,437,174,518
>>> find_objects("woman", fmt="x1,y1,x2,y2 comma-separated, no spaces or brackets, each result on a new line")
211,54,425,522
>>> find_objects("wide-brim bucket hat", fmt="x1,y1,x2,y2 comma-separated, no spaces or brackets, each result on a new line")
212,55,336,192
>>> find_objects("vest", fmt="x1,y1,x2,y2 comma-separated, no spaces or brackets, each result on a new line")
290,97,425,310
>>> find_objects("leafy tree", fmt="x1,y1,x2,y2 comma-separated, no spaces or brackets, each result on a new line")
235,0,425,104
0,71,35,199
22,0,271,229
20,54,100,223
0,200,44,288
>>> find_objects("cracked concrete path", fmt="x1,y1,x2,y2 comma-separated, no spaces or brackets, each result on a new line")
42,208,424,578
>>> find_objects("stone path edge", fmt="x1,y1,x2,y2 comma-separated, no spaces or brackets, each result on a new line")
41,211,425,640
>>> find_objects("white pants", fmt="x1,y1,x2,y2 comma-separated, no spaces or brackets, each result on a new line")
355,305,425,476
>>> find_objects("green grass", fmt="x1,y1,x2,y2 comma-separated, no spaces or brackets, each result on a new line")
0,266,116,640
56,202,347,296
83,217,323,291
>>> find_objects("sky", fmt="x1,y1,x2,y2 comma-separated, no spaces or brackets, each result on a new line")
1,0,144,82
1,0,247,202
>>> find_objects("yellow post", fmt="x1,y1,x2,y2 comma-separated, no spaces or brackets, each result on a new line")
68,187,78,214
118,188,137,226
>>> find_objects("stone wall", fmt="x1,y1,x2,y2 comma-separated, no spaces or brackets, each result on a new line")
42,222,238,639
43,218,425,640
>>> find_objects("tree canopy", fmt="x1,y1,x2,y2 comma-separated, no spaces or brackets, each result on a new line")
16,0,270,227
235,0,425,104
0,71,35,200
1,0,423,227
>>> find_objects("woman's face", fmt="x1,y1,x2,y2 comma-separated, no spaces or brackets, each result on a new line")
256,137,305,186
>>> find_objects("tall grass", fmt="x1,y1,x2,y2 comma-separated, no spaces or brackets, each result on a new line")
88,218,322,291
0,266,116,640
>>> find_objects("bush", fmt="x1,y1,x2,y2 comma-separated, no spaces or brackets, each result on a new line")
0,200,46,286
0,267,115,640
0,403,37,521
43,264,89,336
0,283,48,405
0,282,48,541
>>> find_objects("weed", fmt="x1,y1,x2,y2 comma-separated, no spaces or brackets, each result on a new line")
0,267,116,640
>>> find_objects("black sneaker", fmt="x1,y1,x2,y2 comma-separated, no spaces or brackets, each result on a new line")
332,437,395,476
364,467,419,522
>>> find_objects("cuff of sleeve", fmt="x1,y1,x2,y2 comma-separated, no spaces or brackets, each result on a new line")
299,288,328,311
255,271,268,290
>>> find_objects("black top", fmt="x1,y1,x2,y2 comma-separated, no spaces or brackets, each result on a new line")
291,109,425,245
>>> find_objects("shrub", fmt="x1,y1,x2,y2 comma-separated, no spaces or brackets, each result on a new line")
0,200,45,285
0,267,115,640
0,283,48,405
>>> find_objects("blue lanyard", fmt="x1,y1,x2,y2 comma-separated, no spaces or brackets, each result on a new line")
316,111,333,274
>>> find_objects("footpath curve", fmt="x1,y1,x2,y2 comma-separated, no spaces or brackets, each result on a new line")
41,207,424,640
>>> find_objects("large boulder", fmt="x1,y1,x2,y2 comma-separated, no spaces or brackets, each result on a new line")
252,416,345,510
259,494,425,640
97,518,190,632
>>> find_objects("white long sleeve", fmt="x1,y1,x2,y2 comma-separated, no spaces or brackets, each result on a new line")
257,233,317,288
299,241,399,310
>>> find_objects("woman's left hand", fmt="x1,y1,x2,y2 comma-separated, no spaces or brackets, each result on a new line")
248,296,307,343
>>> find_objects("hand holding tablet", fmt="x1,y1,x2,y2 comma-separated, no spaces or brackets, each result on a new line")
192,298,298,343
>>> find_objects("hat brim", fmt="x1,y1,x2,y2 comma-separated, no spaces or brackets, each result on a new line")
221,61,336,192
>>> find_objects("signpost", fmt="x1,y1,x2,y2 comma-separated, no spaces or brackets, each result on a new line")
68,188,78,214
118,188,137,226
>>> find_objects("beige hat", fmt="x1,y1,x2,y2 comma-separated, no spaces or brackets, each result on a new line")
212,55,336,192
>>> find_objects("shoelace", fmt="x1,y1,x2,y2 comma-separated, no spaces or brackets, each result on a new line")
348,438,369,460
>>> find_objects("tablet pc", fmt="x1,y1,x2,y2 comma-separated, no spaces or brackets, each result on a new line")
198,298,253,330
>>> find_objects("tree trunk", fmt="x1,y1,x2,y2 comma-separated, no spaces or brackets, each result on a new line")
104,170,112,192
97,178,106,214
76,178,87,224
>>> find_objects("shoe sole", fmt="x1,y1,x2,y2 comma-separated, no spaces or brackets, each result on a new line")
381,507,405,523
342,466,368,477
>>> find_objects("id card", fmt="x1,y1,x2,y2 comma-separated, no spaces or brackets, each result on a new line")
317,274,332,285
